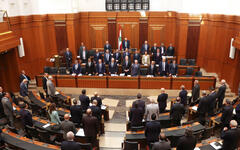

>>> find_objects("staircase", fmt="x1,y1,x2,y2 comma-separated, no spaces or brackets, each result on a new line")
28,79,37,91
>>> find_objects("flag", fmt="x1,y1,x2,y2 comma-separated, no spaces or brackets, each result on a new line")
118,25,122,50
229,38,235,59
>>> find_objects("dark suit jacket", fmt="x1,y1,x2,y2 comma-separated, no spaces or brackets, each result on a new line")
159,62,169,75
147,65,158,76
79,50,89,61
169,63,178,75
89,105,101,121
104,53,112,64
20,82,28,97
72,64,81,75
113,52,121,64
90,96,102,107
82,115,99,138
19,109,33,127
60,120,77,140
207,91,217,111
141,44,150,54
20,74,30,83
221,128,240,150
170,103,185,121
109,62,118,74
177,135,197,150
122,40,130,50
61,141,81,150
132,99,145,114
152,140,171,150
179,90,188,105
192,84,200,102
64,51,73,62
133,53,141,63
145,121,161,143
104,44,112,53
131,64,140,76
159,46,166,56
93,53,102,63
151,46,158,54
122,60,131,71
70,105,83,124
123,52,131,59
95,63,106,74
153,53,162,64
85,62,95,75
221,105,233,126
166,46,175,56
217,85,226,100
42,76,48,90
129,107,143,126
79,94,90,111
197,96,208,114
157,93,168,111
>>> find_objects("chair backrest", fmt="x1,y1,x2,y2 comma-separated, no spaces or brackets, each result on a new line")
167,135,182,147
180,59,187,65
36,128,50,143
188,59,196,66
195,71,202,77
25,125,39,139
49,67,58,74
81,66,86,74
124,141,139,150
44,66,50,74
59,67,66,75
202,126,214,140
140,68,148,75
193,130,203,142
79,143,92,150
186,67,194,76
131,126,145,132
88,49,96,57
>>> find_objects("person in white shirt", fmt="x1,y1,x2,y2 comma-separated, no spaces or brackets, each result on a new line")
142,51,150,65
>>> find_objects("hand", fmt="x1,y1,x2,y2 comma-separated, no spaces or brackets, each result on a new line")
223,127,228,131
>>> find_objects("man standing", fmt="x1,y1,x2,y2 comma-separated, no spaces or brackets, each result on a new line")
197,91,208,125
217,79,227,110
122,37,130,50
159,43,166,56
47,76,56,97
133,50,141,63
159,58,169,76
153,48,162,64
90,92,102,107
145,114,161,146
79,47,89,63
79,89,90,112
170,97,185,126
132,93,145,114
151,43,158,54
64,48,72,69
104,41,112,53
157,88,168,113
95,59,106,75
179,85,188,106
122,56,131,76
113,49,121,64
104,49,111,65
177,128,197,150
85,58,95,75
166,43,175,56
42,73,48,96
131,60,140,77
93,49,102,63
145,99,159,121
0,87,4,117
152,133,171,150
61,131,80,150
20,79,31,104
109,58,118,75
147,61,158,76
89,100,102,121
2,93,14,127
72,60,81,75
221,99,233,128
70,99,83,126
141,41,150,54
207,87,217,116
169,60,178,76
129,102,144,127
192,80,200,104
19,70,30,88
60,114,77,140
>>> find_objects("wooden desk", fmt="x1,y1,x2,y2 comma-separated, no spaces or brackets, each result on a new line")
194,76,216,90
140,76,171,89
172,77,193,90
108,76,139,89
178,65,200,76
77,76,107,88
56,75,76,87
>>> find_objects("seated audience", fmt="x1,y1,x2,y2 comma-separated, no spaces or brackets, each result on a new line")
131,60,140,77
147,61,158,76
179,85,188,106
142,51,150,65
104,40,112,53
151,43,158,54
70,99,83,126
113,49,121,64
132,93,145,114
89,100,102,121
72,60,81,75
170,97,185,126
64,48,72,69
133,50,141,64
145,114,161,146
221,99,233,128
47,76,56,97
104,49,111,65
221,120,240,150
61,114,77,140
159,58,169,76
19,101,33,127
169,60,178,76
2,92,14,127
122,56,131,76
177,128,197,150
95,59,106,75
159,43,166,56
145,99,159,121
152,133,171,150
82,109,99,146
166,43,175,56
141,40,150,54
93,49,102,63
91,92,102,107
79,89,90,112
61,131,80,150
129,102,144,127
19,70,30,87
109,58,118,75
48,103,61,124
197,91,208,125
153,48,162,64
122,37,130,50
85,58,95,75
157,88,168,113
20,79,31,104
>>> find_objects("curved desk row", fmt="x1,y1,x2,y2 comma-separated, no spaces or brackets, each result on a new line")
36,75,216,90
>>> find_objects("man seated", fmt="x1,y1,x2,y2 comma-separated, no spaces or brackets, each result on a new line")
131,60,140,77
72,60,81,75
153,48,162,64
61,131,81,150
91,92,102,107
85,58,95,75
104,40,112,53
133,50,141,64
113,49,121,64
109,58,118,75
152,133,171,150
89,100,102,121
166,43,175,56
93,49,102,63
19,101,33,127
70,99,83,127
60,114,77,140
122,56,131,76
141,40,150,54
142,51,150,66
159,58,169,76
170,97,185,126
145,114,161,147
104,49,111,65
169,60,178,76
147,61,158,76
95,59,106,75
2,93,14,127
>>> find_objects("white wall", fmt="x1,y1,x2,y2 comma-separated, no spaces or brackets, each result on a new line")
1,0,240,17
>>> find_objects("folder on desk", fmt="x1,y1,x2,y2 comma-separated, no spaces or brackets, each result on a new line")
76,128,85,136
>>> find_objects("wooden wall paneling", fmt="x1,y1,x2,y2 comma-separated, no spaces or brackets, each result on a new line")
56,75,77,87
139,18,148,48
165,12,177,47
46,17,58,57
171,77,193,90
108,17,117,49
108,76,139,89
79,12,89,50
77,76,107,88
194,77,216,90
140,77,171,89
54,20,68,55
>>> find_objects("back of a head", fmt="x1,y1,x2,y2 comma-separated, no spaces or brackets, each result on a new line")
202,90,207,96
48,76,53,80
161,88,165,93
209,86,215,92
159,133,167,141
137,93,142,99
73,99,78,105
230,120,238,128
150,99,155,103
66,131,74,141
93,100,98,106
176,97,181,102
181,85,185,90
185,128,193,137
82,89,86,95
19,101,26,109
86,108,92,116
226,99,231,105
151,113,156,121
64,114,70,120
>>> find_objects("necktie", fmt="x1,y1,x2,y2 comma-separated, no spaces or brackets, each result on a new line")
83,51,86,59
111,63,113,68
99,64,102,71
107,54,109,61
125,41,127,47
145,44,147,50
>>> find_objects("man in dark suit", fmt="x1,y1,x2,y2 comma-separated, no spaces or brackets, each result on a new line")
151,43,158,54
113,49,121,64
197,91,208,125
169,60,178,76
64,48,73,69
42,73,48,96
221,120,240,150
157,88,168,113
122,48,131,59
0,87,4,117
131,60,140,77
145,114,161,146
85,58,95,75
122,37,130,50
159,58,169,76
152,133,171,150
129,102,144,127
89,100,102,121
61,131,81,150
141,40,150,54
221,99,233,128
70,99,83,126
61,114,77,140
132,93,145,114
177,128,197,150
82,109,99,146
109,58,118,75
90,92,102,107
104,49,111,65
2,93,14,127
166,43,175,56
19,101,33,127
72,60,81,75
79,89,90,112
122,56,131,76
207,87,217,116
179,85,188,106
153,48,162,64
95,59,106,75
147,61,158,76
93,49,102,63
19,70,30,87
78,42,86,54
133,50,141,63
159,43,166,56
104,40,112,53
217,79,227,110
192,80,200,104
79,47,89,63
170,97,185,126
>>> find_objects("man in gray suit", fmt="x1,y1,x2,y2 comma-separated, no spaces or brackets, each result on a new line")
61,114,77,140
20,79,31,104
131,60,140,76
145,99,159,121
2,93,14,127
47,76,56,97
152,133,171,150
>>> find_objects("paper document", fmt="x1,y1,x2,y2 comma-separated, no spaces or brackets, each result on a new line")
192,106,198,111
42,123,51,128
210,142,222,150
101,105,107,110
76,128,85,136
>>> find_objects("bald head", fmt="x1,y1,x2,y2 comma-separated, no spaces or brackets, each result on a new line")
93,100,98,106
202,90,207,96
94,92,98,97
159,133,167,141
66,131,74,141
221,79,226,85
194,80,199,84
64,114,70,120
161,88,165,93
86,108,92,116
181,85,185,90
